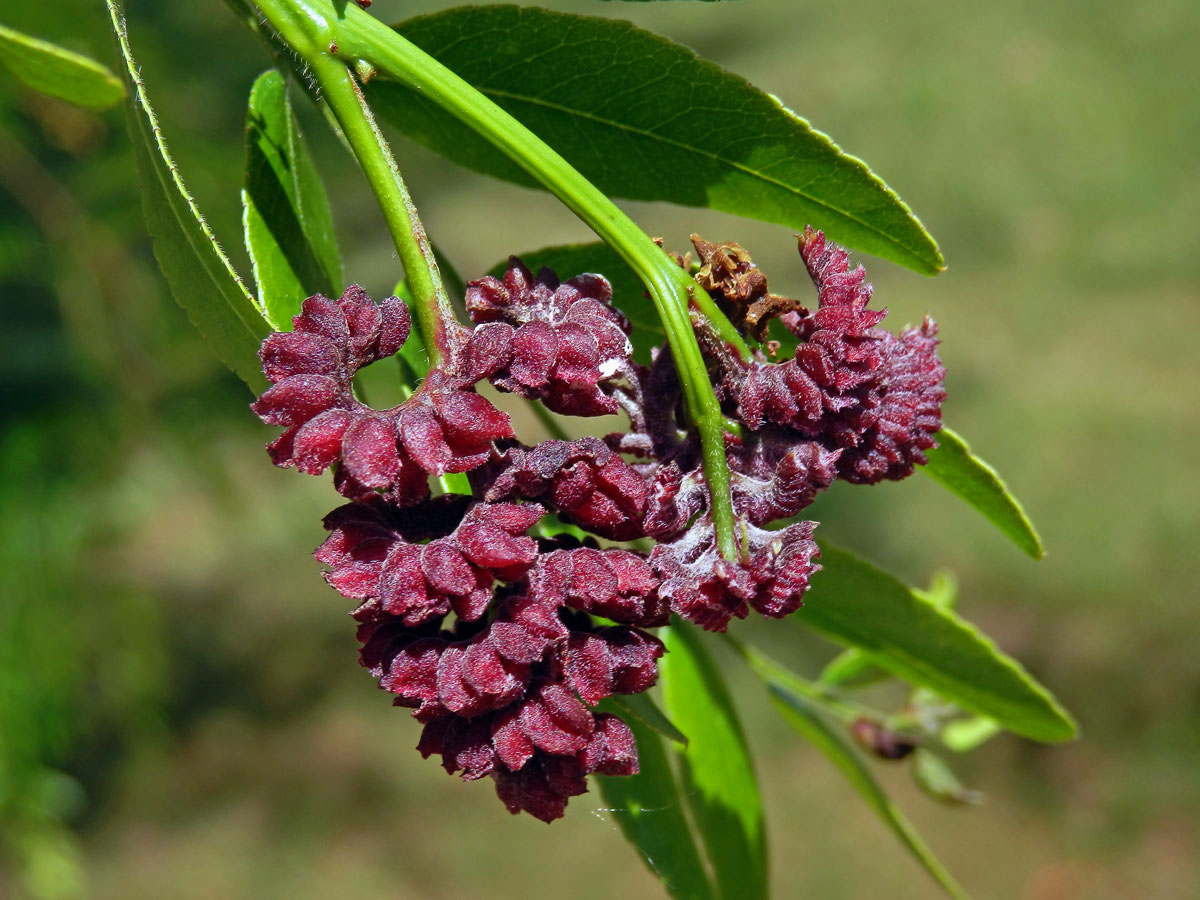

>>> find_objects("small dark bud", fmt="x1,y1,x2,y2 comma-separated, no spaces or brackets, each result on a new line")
851,717,919,761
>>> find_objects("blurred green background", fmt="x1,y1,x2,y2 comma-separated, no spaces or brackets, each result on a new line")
2,0,1197,897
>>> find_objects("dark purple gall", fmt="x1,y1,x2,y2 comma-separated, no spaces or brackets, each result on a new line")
466,259,634,417
252,286,513,498
485,438,648,541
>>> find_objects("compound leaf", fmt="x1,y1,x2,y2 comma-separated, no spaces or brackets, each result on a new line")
610,692,689,747
768,685,969,899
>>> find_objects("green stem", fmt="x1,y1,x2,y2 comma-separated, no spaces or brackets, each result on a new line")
250,0,741,561
255,0,455,367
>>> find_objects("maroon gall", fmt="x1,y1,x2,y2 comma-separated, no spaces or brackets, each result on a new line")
466,259,634,417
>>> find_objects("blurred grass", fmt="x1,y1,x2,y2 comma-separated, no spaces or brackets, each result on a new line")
1,0,1197,897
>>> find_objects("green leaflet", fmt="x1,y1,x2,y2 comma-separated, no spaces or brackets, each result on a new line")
922,428,1045,559
0,23,124,110
767,685,970,900
660,622,767,900
609,692,689,747
911,749,983,807
914,570,959,609
595,700,716,900
487,243,661,363
243,69,343,330
941,716,1002,753
801,543,1077,742
106,0,269,390
369,5,943,275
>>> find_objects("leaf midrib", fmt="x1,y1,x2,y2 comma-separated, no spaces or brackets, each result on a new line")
474,84,932,268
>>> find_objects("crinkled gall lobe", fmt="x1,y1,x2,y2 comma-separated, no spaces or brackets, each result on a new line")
465,259,635,417
728,440,841,526
834,321,945,483
650,515,821,632
484,437,648,541
355,588,662,821
317,497,542,625
252,285,512,499
529,546,669,628
729,228,945,483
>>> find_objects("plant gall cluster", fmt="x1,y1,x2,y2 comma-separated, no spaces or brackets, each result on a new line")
251,230,945,820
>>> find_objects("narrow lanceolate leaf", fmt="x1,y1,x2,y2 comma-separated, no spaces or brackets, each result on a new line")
595,700,716,900
922,428,1045,559
106,0,269,390
820,571,956,687
801,543,1077,743
0,23,124,110
243,69,342,329
660,622,767,900
610,692,689,747
370,6,943,275
488,243,661,363
768,686,970,900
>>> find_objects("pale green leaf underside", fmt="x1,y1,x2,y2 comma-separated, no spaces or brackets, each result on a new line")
595,700,716,900
923,427,1045,559
768,686,970,900
801,543,1077,742
370,5,943,274
107,0,269,390
243,69,343,330
0,23,124,110
661,622,767,900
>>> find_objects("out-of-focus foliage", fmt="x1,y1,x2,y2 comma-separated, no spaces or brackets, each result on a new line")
1,0,1198,898
0,24,123,111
